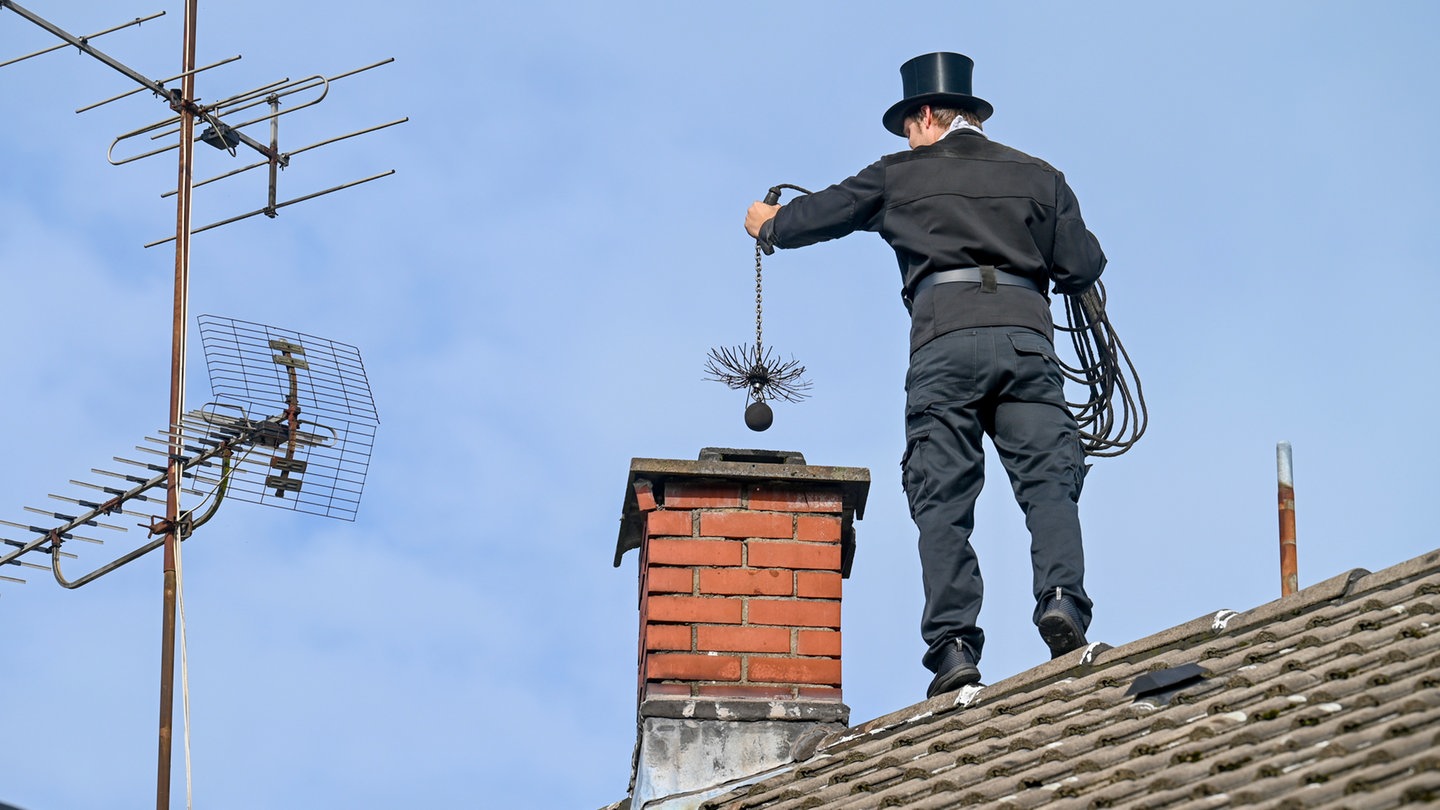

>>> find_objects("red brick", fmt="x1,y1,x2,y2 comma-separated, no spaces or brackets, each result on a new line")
746,485,844,514
798,686,844,701
645,624,693,651
697,625,791,654
796,571,843,599
633,479,658,512
697,684,797,701
645,682,693,699
796,515,842,543
748,542,842,571
664,483,742,509
646,566,694,594
647,538,743,567
747,598,841,629
699,568,794,597
647,653,742,682
646,510,693,537
700,511,793,539
747,657,842,686
797,630,842,657
645,595,743,625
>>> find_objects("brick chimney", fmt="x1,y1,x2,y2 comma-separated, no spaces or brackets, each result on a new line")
614,448,870,809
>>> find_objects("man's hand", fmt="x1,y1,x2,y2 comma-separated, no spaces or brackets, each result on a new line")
745,201,781,239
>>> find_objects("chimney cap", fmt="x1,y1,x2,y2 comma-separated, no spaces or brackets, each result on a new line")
613,449,870,569
697,447,806,465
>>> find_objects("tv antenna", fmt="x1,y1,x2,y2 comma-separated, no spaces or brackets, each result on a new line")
2,1,407,246
0,314,379,590
0,2,401,807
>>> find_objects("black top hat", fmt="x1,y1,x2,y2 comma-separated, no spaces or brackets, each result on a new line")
882,52,993,137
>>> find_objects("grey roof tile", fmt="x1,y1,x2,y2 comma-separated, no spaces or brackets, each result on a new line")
699,546,1440,810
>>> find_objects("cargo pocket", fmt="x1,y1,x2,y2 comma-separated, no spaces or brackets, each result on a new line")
901,407,933,520
1008,330,1064,400
1008,330,1058,363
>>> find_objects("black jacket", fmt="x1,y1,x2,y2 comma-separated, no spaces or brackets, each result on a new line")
759,129,1106,351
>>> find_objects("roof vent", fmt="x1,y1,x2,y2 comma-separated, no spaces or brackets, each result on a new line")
1125,662,1208,705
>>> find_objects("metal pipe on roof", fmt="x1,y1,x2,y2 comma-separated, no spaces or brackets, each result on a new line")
1277,441,1298,597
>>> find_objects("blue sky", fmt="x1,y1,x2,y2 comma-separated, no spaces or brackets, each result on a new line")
3,2,1438,808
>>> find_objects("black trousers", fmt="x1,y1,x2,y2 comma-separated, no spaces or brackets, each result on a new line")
901,326,1092,672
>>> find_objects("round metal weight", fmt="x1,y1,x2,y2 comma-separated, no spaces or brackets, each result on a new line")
744,400,774,432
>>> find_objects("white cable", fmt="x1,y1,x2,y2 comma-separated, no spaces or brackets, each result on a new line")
172,447,241,810
176,525,194,810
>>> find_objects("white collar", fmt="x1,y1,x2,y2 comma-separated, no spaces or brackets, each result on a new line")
945,116,986,138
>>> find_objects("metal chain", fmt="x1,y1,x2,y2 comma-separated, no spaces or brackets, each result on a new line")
749,185,815,362
754,241,765,361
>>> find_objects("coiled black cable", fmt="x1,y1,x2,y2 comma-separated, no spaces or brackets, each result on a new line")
730,183,1147,456
1055,282,1148,457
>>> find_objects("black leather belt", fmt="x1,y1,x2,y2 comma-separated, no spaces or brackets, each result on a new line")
908,266,1045,304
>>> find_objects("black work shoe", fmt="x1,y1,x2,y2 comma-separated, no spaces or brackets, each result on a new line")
926,640,981,698
1038,587,1088,659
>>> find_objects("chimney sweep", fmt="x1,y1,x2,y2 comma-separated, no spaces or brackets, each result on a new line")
744,51,1141,698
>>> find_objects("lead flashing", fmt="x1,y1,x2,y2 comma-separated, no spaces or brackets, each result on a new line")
640,697,850,724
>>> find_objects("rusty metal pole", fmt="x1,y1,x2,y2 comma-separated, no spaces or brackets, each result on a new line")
159,2,199,808
267,93,280,216
1277,441,1298,597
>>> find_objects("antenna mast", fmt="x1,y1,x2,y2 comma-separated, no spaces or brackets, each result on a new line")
0,3,400,807
156,4,198,805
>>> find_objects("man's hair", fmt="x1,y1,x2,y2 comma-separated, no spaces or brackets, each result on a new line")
913,105,983,130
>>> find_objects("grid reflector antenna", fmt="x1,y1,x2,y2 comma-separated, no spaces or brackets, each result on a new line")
0,315,379,593
197,314,379,520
